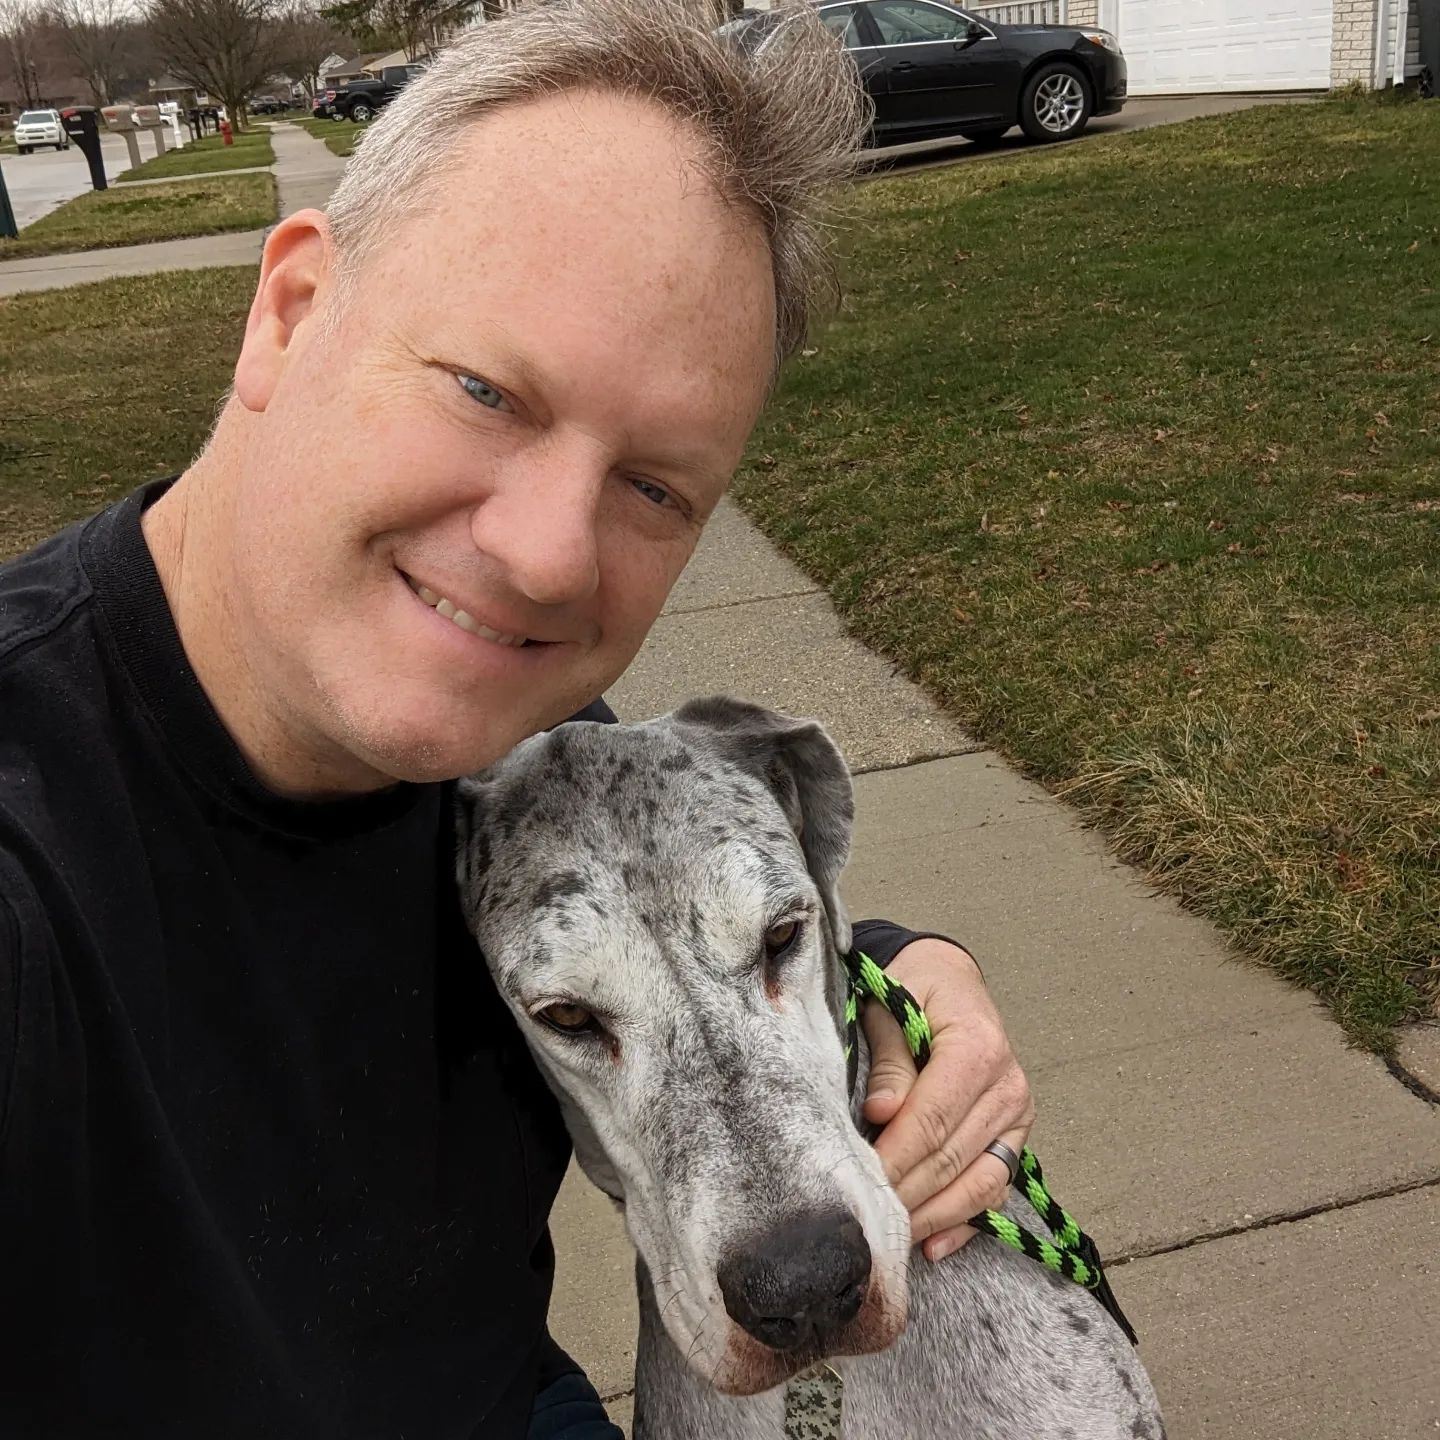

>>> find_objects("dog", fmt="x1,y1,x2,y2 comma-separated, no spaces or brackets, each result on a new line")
455,697,1164,1439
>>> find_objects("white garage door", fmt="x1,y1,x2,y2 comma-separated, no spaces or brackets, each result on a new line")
1117,0,1333,94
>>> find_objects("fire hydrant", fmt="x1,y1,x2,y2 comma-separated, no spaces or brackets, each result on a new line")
220,117,233,145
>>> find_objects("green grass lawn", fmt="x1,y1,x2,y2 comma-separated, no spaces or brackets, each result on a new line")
0,131,15,153
0,267,256,556
735,95,1439,1051
290,115,367,158
116,128,275,181
0,172,275,259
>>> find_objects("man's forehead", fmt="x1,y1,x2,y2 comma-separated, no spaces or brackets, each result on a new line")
368,90,777,398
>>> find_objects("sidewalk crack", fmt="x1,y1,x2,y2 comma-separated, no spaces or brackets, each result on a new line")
1385,1054,1440,1106
1107,1171,1440,1269
662,586,822,618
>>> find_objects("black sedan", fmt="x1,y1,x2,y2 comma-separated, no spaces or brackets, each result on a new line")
722,0,1126,147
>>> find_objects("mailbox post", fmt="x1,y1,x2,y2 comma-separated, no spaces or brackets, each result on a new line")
101,104,143,171
60,106,107,192
133,104,171,156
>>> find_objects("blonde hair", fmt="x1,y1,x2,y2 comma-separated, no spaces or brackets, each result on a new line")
324,0,869,368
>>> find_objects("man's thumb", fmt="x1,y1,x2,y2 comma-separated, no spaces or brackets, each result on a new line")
861,1001,918,1125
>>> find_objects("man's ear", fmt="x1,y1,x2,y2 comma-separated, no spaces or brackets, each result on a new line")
670,696,855,955
233,208,333,413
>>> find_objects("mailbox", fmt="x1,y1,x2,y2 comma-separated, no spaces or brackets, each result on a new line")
60,106,107,192
101,103,144,171
131,104,171,155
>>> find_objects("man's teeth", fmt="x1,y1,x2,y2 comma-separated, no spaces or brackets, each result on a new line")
413,583,528,646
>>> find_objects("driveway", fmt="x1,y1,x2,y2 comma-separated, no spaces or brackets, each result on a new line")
1,132,149,229
864,92,1321,179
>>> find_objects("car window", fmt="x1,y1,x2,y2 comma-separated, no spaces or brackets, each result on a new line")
817,3,866,48
18,111,53,124
866,0,973,44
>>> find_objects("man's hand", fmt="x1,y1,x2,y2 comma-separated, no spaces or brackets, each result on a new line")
861,937,1034,1262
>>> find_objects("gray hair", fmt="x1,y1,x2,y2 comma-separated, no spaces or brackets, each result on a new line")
323,0,869,368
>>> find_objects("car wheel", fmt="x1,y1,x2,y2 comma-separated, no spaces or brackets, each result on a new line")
1019,62,1091,143
349,102,375,123
961,127,1009,148
19,145,29,155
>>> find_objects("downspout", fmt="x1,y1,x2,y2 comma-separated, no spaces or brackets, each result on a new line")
1375,0,1392,87
1392,0,1411,83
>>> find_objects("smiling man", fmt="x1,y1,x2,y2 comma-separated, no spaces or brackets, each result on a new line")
0,1,1032,1436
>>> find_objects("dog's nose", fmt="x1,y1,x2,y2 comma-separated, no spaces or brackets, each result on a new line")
717,1211,871,1353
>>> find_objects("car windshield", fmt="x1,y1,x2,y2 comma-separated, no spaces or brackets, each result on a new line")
19,111,53,124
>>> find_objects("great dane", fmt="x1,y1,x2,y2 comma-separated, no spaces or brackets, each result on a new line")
455,697,1164,1439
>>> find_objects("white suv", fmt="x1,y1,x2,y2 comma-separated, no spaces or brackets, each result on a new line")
14,109,70,154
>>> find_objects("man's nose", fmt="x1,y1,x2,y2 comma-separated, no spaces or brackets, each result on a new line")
471,451,603,608
717,1211,871,1354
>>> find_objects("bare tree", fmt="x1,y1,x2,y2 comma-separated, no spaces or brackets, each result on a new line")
147,0,281,128
0,0,49,105
270,0,344,96
322,0,476,60
48,0,130,103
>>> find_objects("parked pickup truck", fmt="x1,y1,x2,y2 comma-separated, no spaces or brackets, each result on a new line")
325,64,425,123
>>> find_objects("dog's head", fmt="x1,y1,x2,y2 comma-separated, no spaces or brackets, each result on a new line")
455,697,910,1394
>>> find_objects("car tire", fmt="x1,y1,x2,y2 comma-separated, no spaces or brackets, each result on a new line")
1019,62,1092,144
961,127,1009,148
349,102,375,123
19,145,29,155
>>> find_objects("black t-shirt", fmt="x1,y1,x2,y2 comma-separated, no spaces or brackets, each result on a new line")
0,481,927,1438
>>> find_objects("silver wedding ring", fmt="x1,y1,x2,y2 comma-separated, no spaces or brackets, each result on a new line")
983,1139,1021,1186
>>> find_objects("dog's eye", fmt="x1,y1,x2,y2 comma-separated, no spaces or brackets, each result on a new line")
537,1002,598,1036
764,920,800,961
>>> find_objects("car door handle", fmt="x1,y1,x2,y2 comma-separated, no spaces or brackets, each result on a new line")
891,60,916,70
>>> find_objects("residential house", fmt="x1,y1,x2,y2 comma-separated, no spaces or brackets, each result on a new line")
320,52,391,87
975,0,1425,94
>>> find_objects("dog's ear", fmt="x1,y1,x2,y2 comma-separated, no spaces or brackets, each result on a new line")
452,774,496,911
671,696,854,955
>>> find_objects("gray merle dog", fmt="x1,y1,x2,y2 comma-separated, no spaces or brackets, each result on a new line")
455,696,1164,1439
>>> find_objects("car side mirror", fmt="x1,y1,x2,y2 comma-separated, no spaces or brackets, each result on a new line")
964,19,985,42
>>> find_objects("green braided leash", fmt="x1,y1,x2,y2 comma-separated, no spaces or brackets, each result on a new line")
844,949,1138,1345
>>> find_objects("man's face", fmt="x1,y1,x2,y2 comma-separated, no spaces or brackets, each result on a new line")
226,90,776,786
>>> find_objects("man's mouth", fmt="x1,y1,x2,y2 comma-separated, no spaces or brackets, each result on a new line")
403,574,534,648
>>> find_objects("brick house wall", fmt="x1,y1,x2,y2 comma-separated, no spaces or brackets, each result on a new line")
1332,0,1379,84
1067,0,1099,25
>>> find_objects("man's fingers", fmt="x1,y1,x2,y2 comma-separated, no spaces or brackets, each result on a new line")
871,1040,993,1193
910,1130,1028,1260
860,999,919,1129
887,1061,1031,1211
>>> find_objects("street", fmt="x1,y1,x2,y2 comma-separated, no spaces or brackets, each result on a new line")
1,131,154,229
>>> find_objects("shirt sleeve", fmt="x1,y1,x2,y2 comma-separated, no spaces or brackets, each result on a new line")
529,1333,624,1440
850,919,979,977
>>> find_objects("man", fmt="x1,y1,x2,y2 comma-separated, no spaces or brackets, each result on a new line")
0,0,1032,1434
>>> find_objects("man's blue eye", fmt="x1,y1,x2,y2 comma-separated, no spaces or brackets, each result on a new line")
631,478,672,507
458,374,508,411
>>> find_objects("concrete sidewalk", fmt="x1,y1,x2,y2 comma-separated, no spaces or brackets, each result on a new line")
548,500,1440,1437
0,123,345,298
